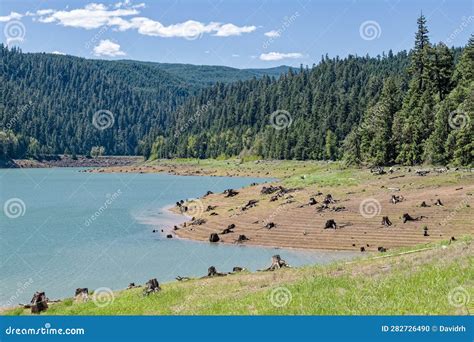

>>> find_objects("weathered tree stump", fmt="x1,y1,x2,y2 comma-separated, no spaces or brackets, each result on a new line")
324,219,337,229
264,222,276,229
402,213,425,223
224,189,239,197
377,246,387,252
30,292,48,314
423,226,429,236
232,267,245,273
206,205,217,211
206,266,226,277
235,234,249,243
261,255,290,271
323,194,335,205
143,278,161,296
74,288,89,302
435,199,443,206
360,247,366,252
242,199,258,211
309,197,317,205
204,191,214,197
420,201,430,207
190,218,206,225
390,195,403,204
209,233,220,242
381,216,392,227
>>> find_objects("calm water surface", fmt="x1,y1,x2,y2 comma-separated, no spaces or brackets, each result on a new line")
0,168,356,306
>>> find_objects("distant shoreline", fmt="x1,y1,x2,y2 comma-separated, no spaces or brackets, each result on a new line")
4,155,143,169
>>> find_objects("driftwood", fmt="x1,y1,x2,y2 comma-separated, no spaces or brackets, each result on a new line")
261,255,290,271
209,233,220,242
415,170,430,176
324,219,337,229
224,189,239,197
175,276,191,281
30,292,48,314
190,218,206,225
270,195,279,202
402,213,425,223
381,216,392,227
331,206,346,212
242,199,258,211
206,205,217,212
210,212,218,216
204,191,214,197
127,283,139,289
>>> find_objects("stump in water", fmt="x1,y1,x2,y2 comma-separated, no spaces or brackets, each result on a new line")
74,288,89,302
381,216,392,227
143,278,161,295
324,219,337,229
30,292,48,314
166,234,173,239
264,222,276,229
235,234,249,243
207,266,226,277
209,233,220,242
262,255,290,271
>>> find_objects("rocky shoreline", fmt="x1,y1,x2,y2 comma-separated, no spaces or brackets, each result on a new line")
8,155,143,169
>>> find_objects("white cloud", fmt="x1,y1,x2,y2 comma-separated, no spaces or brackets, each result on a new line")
32,3,256,39
93,39,125,57
51,50,66,55
0,12,23,22
264,30,280,38
259,52,303,61
232,54,240,57
35,5,139,29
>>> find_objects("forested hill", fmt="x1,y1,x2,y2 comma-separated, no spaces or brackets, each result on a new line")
148,17,472,166
0,47,290,158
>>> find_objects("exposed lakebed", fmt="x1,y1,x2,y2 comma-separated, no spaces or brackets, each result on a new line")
0,168,356,306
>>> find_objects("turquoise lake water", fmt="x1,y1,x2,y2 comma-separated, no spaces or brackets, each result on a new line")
0,168,356,306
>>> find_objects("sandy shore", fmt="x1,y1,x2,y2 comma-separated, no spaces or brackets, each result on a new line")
90,160,473,252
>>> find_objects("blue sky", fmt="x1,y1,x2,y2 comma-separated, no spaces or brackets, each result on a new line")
1,0,472,68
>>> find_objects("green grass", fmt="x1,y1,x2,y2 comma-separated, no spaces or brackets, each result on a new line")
6,239,472,316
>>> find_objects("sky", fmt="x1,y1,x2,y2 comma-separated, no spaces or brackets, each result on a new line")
0,0,472,68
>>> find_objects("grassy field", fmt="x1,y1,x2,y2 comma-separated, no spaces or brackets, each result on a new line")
5,238,472,316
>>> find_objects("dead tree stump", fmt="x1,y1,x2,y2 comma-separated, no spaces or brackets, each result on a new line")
143,278,161,295
324,219,337,229
207,266,226,277
381,216,392,227
30,292,48,314
209,233,220,242
74,288,89,302
262,255,290,271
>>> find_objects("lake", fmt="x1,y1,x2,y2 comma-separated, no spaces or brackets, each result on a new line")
0,168,356,307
